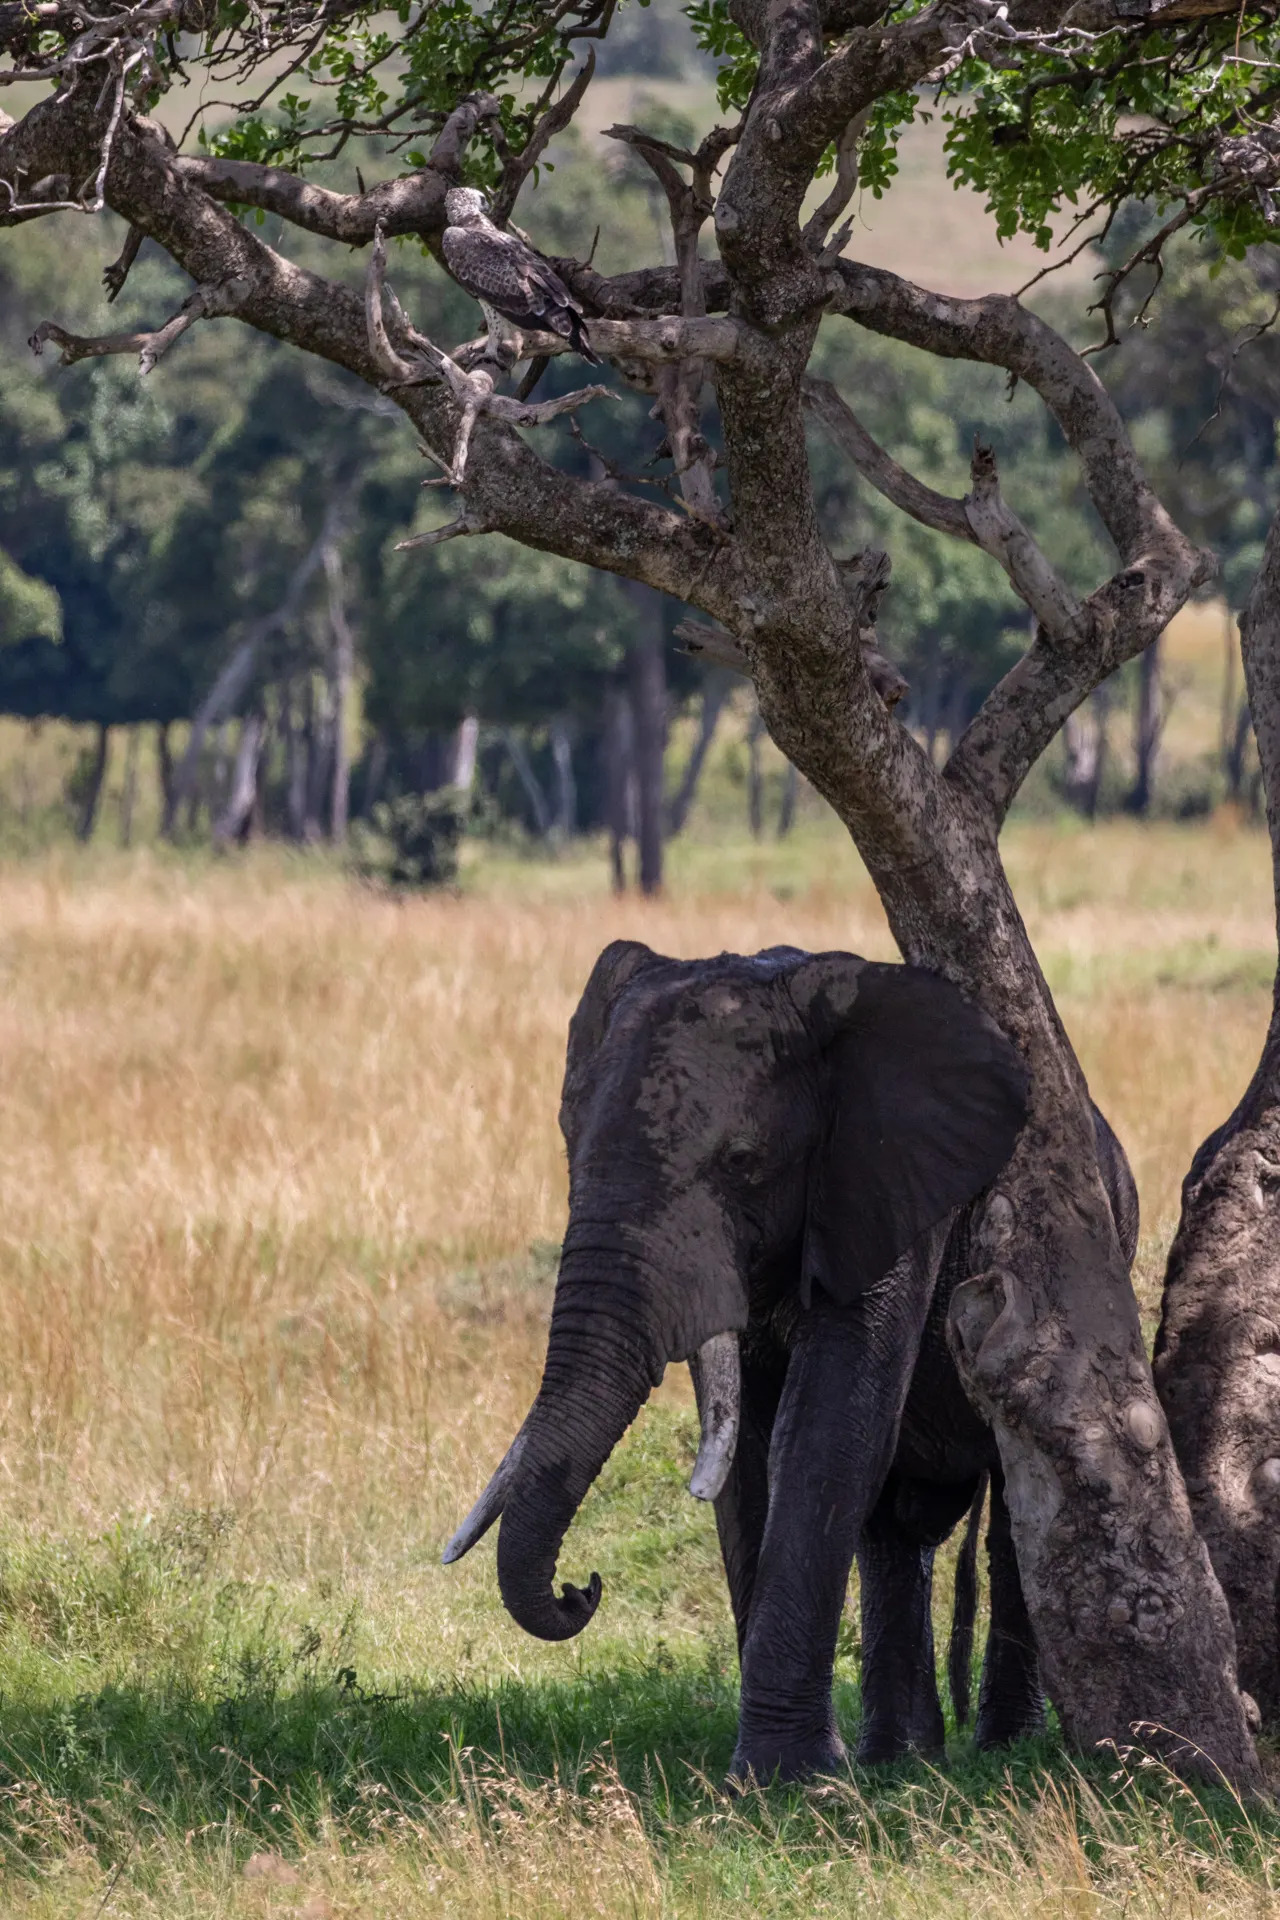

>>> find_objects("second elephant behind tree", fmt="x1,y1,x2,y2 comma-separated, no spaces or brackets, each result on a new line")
446,941,1139,1781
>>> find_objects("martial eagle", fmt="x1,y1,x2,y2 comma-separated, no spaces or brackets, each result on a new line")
442,188,600,364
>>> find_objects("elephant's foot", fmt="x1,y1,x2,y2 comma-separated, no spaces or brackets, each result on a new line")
855,1708,946,1767
726,1725,848,1788
975,1688,1046,1751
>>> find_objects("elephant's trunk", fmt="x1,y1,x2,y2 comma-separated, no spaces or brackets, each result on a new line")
444,1243,744,1642
495,1271,659,1641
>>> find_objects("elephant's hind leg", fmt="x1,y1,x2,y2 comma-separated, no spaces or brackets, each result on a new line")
854,1474,973,1764
975,1464,1046,1749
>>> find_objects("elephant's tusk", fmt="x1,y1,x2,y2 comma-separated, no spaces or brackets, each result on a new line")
688,1331,740,1502
442,1422,528,1564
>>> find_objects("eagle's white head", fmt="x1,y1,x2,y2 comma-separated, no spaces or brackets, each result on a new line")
444,187,490,227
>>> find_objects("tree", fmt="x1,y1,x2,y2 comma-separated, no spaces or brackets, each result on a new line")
1155,501,1280,1727
4,0,1278,1781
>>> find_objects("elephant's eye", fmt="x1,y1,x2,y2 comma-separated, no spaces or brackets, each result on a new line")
723,1137,759,1174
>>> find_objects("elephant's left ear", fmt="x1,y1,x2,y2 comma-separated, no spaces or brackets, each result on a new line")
803,965,1028,1307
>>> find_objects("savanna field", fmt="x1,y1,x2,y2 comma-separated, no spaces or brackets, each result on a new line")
0,797,1278,1917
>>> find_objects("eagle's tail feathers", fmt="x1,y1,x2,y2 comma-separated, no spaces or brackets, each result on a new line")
572,315,602,366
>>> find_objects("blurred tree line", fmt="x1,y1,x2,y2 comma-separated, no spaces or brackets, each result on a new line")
1,18,1278,879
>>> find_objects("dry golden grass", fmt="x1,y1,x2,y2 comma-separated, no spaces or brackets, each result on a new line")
0,820,1277,1913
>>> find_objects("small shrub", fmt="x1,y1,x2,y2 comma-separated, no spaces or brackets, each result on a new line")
352,792,467,891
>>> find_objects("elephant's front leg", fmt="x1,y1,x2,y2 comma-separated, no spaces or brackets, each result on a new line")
730,1284,930,1783
694,1336,787,1657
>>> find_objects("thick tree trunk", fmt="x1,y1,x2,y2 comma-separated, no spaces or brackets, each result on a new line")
627,590,667,897
667,671,730,835
713,324,1257,1784
1155,506,1280,1727
118,725,140,847
75,722,109,843
1125,640,1164,816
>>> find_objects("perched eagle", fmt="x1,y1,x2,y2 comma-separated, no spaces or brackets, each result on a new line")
442,188,600,364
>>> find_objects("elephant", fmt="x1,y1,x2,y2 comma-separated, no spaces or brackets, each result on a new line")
444,940,1139,1782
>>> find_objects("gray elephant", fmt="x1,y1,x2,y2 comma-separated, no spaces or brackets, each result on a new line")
445,941,1138,1781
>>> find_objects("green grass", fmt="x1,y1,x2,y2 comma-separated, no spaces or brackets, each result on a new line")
0,1390,1277,1915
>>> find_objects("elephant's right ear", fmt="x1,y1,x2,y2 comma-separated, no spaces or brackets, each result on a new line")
560,941,659,1140
799,962,1029,1306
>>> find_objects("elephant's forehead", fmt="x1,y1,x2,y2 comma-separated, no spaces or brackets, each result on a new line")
633,1018,770,1140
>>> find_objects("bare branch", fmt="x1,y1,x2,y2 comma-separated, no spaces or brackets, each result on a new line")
963,440,1090,643
603,119,736,524
803,107,870,250
396,509,492,551
490,51,595,227
804,375,973,541
29,277,248,375
174,90,502,246
828,256,1205,581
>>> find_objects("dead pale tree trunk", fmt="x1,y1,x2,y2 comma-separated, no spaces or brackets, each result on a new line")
1155,505,1280,1728
213,712,266,847
1125,639,1164,816
447,714,480,794
549,716,576,840
1062,688,1109,819
667,671,730,835
502,729,552,837
164,498,350,837
626,586,667,896
118,725,140,847
75,722,109,842
746,697,765,840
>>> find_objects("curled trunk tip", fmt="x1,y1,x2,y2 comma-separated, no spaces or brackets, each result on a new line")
689,1330,740,1503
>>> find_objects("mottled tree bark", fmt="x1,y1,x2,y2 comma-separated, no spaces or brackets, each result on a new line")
1155,504,1280,1727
